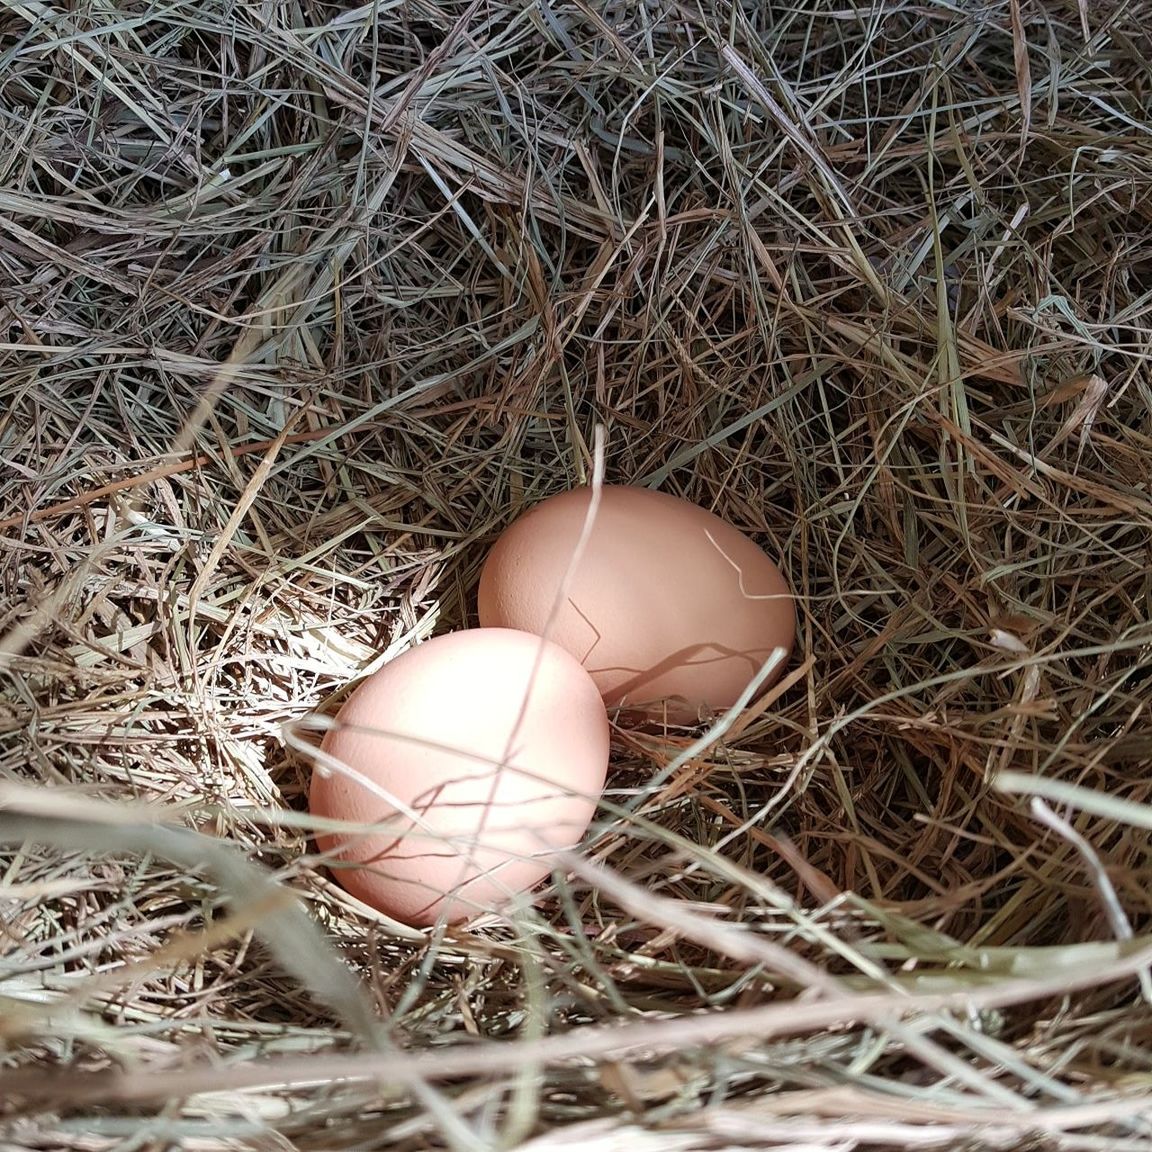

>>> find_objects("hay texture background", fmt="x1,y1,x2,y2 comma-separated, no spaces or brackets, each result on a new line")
3,0,1152,1149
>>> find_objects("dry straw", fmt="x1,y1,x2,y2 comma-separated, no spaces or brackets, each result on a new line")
3,0,1152,1148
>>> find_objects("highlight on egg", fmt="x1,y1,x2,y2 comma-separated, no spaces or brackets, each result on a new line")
309,628,611,927
477,484,795,722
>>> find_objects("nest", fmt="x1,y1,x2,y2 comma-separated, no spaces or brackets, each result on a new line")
3,0,1152,1148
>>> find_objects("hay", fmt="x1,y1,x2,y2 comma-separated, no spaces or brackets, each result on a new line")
3,0,1152,1147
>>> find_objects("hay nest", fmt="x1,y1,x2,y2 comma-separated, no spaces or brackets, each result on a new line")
3,1,1152,1148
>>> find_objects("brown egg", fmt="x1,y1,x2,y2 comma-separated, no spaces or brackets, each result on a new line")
309,628,609,927
477,485,794,722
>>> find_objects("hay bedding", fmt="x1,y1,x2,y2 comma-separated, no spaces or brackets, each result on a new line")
2,0,1152,1148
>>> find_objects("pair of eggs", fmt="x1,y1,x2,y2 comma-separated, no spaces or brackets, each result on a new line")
308,485,795,926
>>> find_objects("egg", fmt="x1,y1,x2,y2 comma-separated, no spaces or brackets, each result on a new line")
477,485,794,722
309,628,610,927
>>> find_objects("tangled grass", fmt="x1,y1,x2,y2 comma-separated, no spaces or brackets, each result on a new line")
3,0,1152,1148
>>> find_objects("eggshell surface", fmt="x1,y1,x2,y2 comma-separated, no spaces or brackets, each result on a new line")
477,485,795,721
310,628,610,927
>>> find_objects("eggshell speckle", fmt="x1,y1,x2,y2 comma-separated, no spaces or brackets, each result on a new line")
309,628,610,927
477,485,795,721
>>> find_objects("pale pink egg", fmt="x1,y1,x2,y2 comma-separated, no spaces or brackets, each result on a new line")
310,628,609,927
